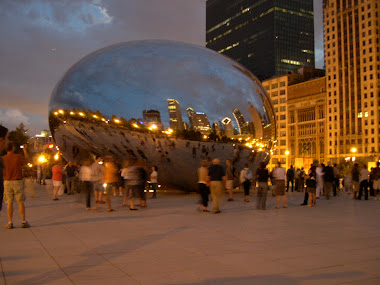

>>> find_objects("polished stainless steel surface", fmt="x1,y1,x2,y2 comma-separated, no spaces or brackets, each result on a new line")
49,40,276,190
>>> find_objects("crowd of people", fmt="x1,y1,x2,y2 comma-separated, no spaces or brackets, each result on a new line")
197,159,380,213
1,123,380,228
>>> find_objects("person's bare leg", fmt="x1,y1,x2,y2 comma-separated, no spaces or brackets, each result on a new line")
106,195,112,211
98,192,103,202
129,199,135,209
53,186,58,199
276,196,280,208
94,191,98,203
18,203,25,221
308,192,312,207
283,195,288,208
229,189,233,200
122,192,128,206
7,203,13,223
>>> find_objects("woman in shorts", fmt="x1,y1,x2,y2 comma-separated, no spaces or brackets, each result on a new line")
52,162,63,201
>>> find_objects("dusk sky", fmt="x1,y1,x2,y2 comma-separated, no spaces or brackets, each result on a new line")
0,0,324,135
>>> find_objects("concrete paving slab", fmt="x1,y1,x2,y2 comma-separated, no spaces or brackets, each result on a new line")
0,180,379,284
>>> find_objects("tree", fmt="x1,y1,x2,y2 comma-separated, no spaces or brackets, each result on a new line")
8,123,29,146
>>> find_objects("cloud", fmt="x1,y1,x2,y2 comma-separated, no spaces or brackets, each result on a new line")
0,0,206,133
0,108,48,134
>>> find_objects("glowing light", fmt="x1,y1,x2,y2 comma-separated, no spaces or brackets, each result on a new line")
27,163,33,168
48,144,54,149
203,135,208,139
54,112,58,115
149,124,158,130
103,183,107,188
285,150,290,155
79,112,85,116
58,110,64,114
70,111,75,115
54,154,59,160
114,118,120,123
133,123,139,128
101,118,106,121
167,129,173,133
93,115,98,119
38,155,47,163
352,157,356,161
351,148,357,153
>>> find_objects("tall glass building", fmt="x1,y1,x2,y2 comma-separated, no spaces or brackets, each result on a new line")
206,0,315,80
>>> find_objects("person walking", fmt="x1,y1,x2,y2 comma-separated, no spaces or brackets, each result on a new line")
65,161,77,195
52,162,63,201
79,159,94,210
255,162,269,210
92,155,104,204
198,160,210,212
272,162,288,209
103,156,119,212
286,165,295,192
358,164,370,200
2,143,30,229
305,166,317,207
150,166,158,199
225,160,237,201
240,164,253,202
0,125,9,214
323,162,335,200
372,162,380,200
207,158,225,214
316,163,324,198
351,163,360,199
333,163,340,196
129,160,147,209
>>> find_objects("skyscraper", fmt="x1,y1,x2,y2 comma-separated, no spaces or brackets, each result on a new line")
206,0,315,80
186,107,211,135
232,108,251,134
324,0,380,163
222,117,234,137
167,99,184,131
143,109,162,124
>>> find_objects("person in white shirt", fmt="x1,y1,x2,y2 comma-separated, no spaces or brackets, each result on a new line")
79,159,94,210
316,164,324,198
271,162,288,209
150,166,158,199
358,165,370,200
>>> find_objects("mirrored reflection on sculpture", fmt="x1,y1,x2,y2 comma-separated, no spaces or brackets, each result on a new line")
49,40,276,190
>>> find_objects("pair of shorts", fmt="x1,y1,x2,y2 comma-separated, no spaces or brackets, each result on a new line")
307,187,316,194
53,180,62,187
225,180,234,190
104,182,118,195
93,181,103,192
4,180,25,204
275,180,285,196
373,179,380,190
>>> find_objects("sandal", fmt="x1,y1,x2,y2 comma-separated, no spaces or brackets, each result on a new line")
107,209,115,212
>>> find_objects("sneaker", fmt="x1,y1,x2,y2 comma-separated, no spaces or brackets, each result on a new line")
5,223,13,229
21,221,30,228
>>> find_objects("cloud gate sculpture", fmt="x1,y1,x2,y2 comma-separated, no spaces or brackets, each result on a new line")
49,40,276,190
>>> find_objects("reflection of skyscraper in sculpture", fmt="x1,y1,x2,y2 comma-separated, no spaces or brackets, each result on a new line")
255,87,276,141
186,107,211,135
212,122,221,136
232,108,250,135
222,117,234,137
143,109,163,130
248,103,264,139
167,99,183,131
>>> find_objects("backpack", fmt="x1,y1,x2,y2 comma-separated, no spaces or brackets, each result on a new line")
245,169,253,181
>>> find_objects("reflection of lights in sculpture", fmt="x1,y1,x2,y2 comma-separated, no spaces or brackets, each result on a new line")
54,154,59,160
49,40,276,191
38,155,47,163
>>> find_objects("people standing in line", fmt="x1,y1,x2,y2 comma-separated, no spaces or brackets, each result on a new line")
103,156,119,212
150,166,158,199
198,160,210,212
65,161,77,195
255,162,269,210
207,158,225,214
271,162,288,209
0,125,9,214
358,164,370,200
92,156,104,205
372,162,380,200
286,165,295,192
2,143,30,229
52,162,63,201
79,159,94,210
323,162,335,200
316,163,324,199
333,163,340,196
240,164,253,202
225,160,237,201
351,163,360,199
305,166,317,207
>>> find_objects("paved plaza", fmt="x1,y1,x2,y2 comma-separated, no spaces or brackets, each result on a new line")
0,180,379,285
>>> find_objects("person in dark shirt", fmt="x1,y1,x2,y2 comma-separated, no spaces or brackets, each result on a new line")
0,125,9,214
255,162,269,210
286,165,295,192
207,158,225,213
65,161,77,195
